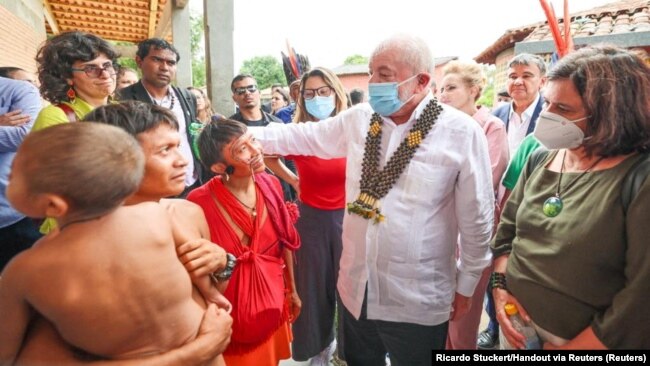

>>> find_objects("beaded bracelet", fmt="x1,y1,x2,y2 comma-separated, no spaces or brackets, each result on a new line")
489,272,507,291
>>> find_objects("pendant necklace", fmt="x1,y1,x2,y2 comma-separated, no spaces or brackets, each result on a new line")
542,151,604,217
232,190,257,217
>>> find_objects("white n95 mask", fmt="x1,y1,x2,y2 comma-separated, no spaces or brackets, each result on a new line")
533,111,588,149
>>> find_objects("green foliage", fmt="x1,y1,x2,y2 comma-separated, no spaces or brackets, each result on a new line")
189,13,206,87
344,54,368,65
117,57,138,73
192,59,206,87
239,56,286,90
477,64,496,108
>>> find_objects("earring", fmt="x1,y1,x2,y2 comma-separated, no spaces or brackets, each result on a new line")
224,172,230,182
66,86,76,103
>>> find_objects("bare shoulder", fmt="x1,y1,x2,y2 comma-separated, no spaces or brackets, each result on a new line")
160,198,205,220
1,236,51,286
161,198,210,239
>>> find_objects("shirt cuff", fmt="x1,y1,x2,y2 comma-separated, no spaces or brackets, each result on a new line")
456,270,482,297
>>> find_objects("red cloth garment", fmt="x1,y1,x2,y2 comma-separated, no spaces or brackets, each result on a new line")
187,172,300,355
287,155,347,209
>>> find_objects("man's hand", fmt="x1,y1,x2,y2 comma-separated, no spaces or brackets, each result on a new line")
450,292,472,321
177,239,227,279
0,110,30,127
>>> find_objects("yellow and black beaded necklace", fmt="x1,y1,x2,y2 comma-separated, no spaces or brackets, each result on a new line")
346,99,443,223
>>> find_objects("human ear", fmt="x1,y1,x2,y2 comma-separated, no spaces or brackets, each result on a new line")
210,162,227,175
43,194,69,219
135,56,143,69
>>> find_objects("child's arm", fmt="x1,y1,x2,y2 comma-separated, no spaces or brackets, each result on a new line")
283,249,301,322
16,304,233,366
176,238,231,311
0,257,35,365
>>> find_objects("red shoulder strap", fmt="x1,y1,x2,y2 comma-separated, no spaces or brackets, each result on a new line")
57,104,77,122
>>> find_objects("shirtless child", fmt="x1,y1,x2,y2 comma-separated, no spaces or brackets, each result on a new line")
0,123,225,365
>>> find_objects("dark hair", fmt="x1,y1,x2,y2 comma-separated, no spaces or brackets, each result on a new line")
497,89,510,97
0,67,25,79
136,38,180,62
82,101,179,136
19,123,143,219
508,53,547,76
36,31,119,104
230,74,256,92
547,44,650,157
350,88,365,105
197,119,247,169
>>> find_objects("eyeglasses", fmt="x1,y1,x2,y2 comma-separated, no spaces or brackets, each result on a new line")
302,86,333,100
233,85,258,95
71,62,117,78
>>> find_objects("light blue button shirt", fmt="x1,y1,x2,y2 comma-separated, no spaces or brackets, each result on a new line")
0,77,41,228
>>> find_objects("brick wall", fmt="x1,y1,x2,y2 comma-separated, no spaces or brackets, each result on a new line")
0,4,46,74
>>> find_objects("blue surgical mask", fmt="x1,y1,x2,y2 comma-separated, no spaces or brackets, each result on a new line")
305,95,335,120
368,74,419,116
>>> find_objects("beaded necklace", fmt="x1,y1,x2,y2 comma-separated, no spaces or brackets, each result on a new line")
347,99,443,223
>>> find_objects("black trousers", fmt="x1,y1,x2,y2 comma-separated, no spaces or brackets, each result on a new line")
341,291,448,366
0,217,42,271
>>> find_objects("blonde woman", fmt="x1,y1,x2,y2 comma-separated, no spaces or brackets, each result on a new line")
439,60,509,350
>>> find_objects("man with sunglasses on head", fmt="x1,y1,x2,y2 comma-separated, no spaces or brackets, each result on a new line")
229,74,296,201
119,38,201,197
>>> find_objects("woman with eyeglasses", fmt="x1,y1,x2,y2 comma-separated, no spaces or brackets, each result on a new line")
268,67,349,364
31,31,119,234
33,31,118,131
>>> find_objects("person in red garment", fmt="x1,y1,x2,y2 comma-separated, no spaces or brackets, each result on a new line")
187,119,301,366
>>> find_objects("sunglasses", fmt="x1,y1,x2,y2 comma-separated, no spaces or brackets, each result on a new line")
71,62,117,78
234,85,258,95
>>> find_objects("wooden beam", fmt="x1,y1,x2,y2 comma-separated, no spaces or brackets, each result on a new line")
154,0,173,38
43,0,60,34
148,0,159,38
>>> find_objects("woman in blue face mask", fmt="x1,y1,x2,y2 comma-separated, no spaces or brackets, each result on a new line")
267,66,349,364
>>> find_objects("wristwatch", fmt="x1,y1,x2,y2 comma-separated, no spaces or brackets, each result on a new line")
212,253,237,282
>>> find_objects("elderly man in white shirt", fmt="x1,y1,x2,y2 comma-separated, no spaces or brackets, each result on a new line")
253,34,493,365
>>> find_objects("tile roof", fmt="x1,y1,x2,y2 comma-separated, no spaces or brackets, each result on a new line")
475,0,650,64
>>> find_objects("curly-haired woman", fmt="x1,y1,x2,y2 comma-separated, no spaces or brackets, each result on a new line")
32,31,119,130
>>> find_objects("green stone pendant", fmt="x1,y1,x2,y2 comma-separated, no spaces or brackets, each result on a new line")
543,195,563,217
